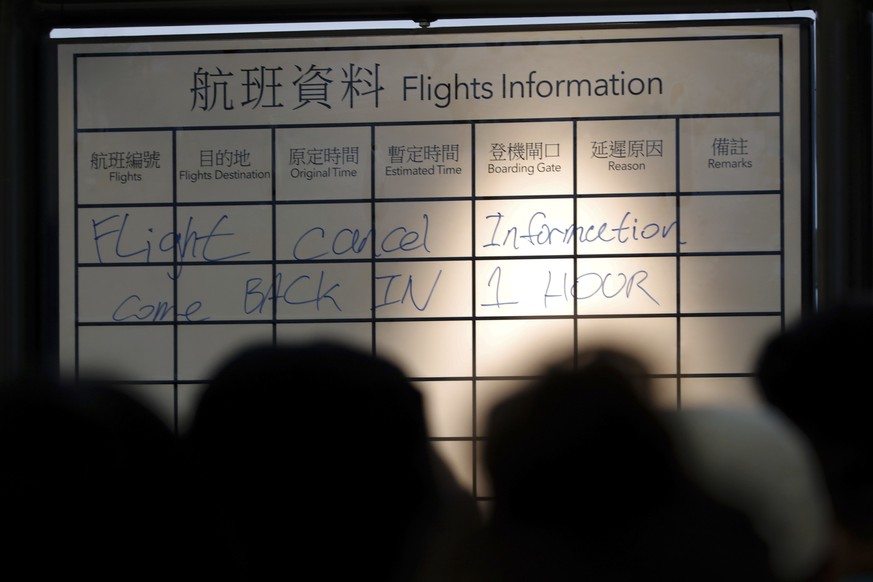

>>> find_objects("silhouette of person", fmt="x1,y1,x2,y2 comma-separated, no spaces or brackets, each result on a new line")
447,348,776,582
664,405,832,582
184,341,480,582
756,300,873,581
0,372,234,581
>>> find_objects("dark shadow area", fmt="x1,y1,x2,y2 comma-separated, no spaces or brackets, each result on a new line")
757,300,873,581
437,348,778,582
0,372,237,580
184,341,481,582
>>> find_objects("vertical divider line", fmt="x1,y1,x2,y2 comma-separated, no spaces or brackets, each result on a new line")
572,119,579,364
172,129,179,434
370,125,377,355
470,121,478,500
778,35,787,330
72,55,80,380
674,117,682,410
271,127,278,345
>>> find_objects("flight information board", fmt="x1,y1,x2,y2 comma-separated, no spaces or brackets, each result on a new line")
57,21,808,497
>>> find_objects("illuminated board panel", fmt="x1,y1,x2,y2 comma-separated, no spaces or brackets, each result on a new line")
57,23,807,497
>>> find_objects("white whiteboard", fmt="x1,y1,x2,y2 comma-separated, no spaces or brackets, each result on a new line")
57,22,808,496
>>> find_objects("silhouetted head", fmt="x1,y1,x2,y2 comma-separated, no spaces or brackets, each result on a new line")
756,300,873,539
186,341,441,581
665,406,832,582
478,348,775,582
0,373,205,580
485,348,677,533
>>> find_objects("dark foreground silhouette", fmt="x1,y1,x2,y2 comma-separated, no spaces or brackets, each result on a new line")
757,301,873,581
434,348,778,582
184,341,481,582
0,373,236,580
4,336,849,581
